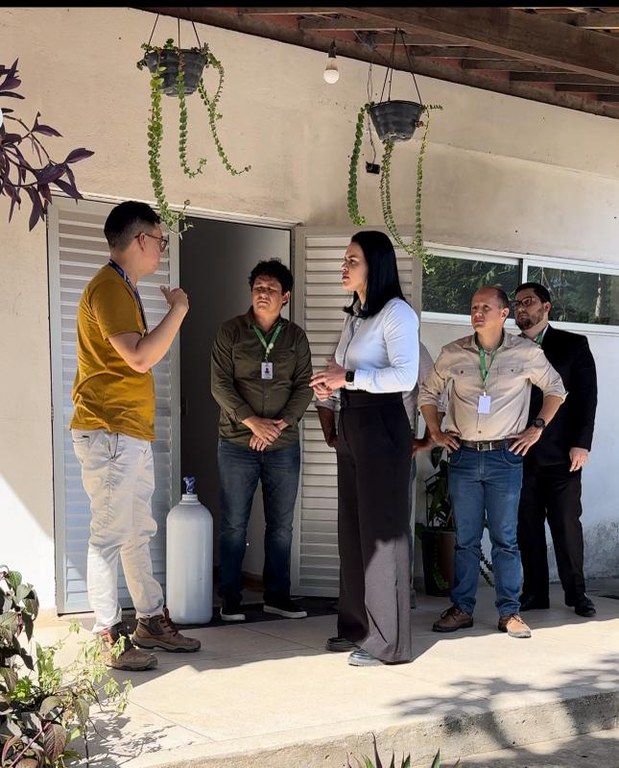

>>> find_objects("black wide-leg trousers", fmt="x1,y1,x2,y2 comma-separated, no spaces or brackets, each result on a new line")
336,391,413,663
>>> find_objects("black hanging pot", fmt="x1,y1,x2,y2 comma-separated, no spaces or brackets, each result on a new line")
144,48,208,96
369,100,424,143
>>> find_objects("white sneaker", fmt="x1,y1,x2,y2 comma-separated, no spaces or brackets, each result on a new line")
263,598,307,619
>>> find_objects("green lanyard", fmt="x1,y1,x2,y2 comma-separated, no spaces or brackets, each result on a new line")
252,321,283,361
534,330,545,345
478,347,497,395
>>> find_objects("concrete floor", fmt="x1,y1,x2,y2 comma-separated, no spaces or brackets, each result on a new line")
34,581,619,768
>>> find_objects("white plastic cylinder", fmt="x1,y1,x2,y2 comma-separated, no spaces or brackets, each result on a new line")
166,487,213,624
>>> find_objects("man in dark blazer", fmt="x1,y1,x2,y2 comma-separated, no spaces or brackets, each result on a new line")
513,282,597,618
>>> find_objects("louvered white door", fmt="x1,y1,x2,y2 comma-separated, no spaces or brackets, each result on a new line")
48,198,180,613
292,229,420,596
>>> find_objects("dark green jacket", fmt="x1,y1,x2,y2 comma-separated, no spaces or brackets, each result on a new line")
211,309,313,448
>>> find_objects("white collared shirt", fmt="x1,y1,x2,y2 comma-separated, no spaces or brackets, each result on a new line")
335,297,419,393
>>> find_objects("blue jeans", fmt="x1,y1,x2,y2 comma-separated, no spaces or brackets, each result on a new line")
448,446,523,616
217,439,300,604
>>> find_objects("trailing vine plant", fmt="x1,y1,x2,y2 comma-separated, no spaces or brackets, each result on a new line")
198,52,251,177
347,103,371,226
137,34,250,234
347,101,442,274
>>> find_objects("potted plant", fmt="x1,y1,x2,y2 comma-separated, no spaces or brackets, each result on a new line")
0,566,130,767
415,448,457,597
415,448,493,597
348,99,442,273
346,32,442,271
0,59,94,230
137,32,251,234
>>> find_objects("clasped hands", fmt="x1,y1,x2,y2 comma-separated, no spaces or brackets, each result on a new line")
310,357,347,401
244,415,289,452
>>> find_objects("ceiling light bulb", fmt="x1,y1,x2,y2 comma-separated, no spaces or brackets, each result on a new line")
324,61,339,84
323,41,339,84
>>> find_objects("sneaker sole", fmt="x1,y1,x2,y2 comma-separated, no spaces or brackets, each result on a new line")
132,637,201,652
220,612,246,622
105,657,158,671
498,626,531,639
105,661,157,672
263,605,308,619
432,620,474,633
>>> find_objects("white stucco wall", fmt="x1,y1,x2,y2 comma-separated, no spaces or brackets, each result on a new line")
1,7,618,608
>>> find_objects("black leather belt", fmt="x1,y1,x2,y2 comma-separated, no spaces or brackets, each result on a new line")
459,438,515,452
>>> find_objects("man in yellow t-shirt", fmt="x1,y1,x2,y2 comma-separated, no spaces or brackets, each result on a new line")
71,200,200,671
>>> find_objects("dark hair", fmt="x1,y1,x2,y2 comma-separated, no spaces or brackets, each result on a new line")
104,201,161,251
248,259,293,294
514,281,551,304
344,231,406,317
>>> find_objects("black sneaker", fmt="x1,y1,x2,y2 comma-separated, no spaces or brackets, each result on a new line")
263,597,307,619
220,599,246,622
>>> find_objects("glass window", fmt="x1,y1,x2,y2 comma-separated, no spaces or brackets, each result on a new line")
527,265,619,325
422,254,520,314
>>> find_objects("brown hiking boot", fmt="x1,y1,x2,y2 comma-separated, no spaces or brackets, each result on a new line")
432,604,474,633
498,613,531,639
98,622,158,671
132,608,201,652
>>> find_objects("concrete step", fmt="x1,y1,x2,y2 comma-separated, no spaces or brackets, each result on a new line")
32,583,618,768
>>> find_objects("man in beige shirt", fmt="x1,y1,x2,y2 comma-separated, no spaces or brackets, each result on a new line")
419,285,566,639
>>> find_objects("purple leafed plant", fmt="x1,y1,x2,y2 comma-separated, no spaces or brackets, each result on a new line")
0,59,94,230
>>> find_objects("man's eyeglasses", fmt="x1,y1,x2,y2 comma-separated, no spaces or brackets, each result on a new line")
136,232,169,252
512,296,539,310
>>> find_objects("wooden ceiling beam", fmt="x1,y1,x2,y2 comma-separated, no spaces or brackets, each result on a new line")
555,84,619,93
344,7,619,81
409,46,516,59
463,60,567,72
237,7,339,14
510,72,612,84
298,17,397,31
135,8,619,119
574,12,619,29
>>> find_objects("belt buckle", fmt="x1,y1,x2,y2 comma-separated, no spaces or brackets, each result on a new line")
476,441,485,451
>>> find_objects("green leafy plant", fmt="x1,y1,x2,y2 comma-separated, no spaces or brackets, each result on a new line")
347,738,459,767
347,101,442,273
0,59,94,230
416,448,494,588
137,38,250,234
0,566,131,767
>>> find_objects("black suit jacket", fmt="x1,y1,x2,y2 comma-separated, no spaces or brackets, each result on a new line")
527,325,597,466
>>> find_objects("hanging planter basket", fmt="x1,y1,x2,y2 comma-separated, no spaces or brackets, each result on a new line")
143,47,208,96
369,99,423,143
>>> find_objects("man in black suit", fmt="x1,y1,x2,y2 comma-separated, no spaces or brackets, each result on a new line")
513,282,597,618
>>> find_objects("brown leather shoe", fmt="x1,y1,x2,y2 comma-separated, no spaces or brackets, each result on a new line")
132,608,201,652
99,622,158,671
432,605,474,633
498,613,531,638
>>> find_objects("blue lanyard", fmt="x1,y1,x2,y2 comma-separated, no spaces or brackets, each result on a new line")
107,260,148,333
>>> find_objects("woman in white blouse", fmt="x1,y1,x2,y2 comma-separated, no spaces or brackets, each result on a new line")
310,231,419,666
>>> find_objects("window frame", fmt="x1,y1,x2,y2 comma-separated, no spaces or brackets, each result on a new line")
422,242,619,336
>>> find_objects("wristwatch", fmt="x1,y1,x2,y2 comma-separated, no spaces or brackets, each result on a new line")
345,370,355,384
531,417,546,429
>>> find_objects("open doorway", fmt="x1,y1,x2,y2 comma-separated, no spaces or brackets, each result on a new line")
179,217,292,592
